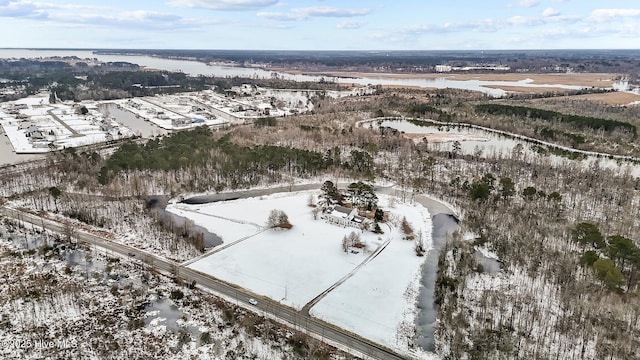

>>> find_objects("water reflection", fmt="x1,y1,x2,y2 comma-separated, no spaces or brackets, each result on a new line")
99,103,169,138
148,196,223,249
0,49,595,96
415,213,459,351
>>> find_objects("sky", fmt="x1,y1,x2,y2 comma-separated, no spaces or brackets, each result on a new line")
0,0,639,50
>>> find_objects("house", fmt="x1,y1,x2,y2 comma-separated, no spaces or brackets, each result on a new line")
324,205,356,227
323,205,371,230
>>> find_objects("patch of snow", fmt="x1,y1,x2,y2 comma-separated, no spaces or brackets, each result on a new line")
181,190,434,356
310,195,433,353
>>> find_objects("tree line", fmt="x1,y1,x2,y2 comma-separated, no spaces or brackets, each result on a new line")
475,103,637,136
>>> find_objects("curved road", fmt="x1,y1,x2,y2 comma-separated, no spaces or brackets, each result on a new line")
1,206,413,360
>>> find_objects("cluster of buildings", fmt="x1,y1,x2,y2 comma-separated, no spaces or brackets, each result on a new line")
434,64,511,72
0,94,134,153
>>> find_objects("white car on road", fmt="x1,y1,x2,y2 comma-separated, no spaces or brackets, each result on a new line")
248,298,258,305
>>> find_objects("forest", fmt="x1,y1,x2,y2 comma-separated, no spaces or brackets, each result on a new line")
475,103,637,136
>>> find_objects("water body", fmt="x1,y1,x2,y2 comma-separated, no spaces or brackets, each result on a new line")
0,126,45,166
376,118,523,156
64,249,108,277
377,118,640,177
148,197,222,249
475,252,501,274
99,103,169,138
414,213,459,351
0,49,594,96
144,297,183,331
144,297,201,339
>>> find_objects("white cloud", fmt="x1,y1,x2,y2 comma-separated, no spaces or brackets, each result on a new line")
0,1,110,19
336,20,362,29
0,1,223,30
258,6,371,21
411,19,499,34
34,2,110,11
517,0,539,8
51,10,200,30
589,8,640,23
508,15,538,25
0,1,45,18
167,0,278,11
542,7,560,17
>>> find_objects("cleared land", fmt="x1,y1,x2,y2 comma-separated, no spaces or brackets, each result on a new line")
169,190,433,353
277,70,620,88
537,91,640,106
482,85,581,94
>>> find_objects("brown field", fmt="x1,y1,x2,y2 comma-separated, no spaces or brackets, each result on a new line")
482,85,578,94
436,73,618,87
536,91,640,106
273,68,621,88
378,84,436,90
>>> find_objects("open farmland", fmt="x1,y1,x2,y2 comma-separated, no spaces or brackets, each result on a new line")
168,189,434,355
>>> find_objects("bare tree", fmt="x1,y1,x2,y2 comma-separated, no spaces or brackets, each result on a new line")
266,209,292,229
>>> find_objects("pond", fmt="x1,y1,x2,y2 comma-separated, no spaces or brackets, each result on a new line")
99,103,169,138
373,118,640,177
144,297,200,337
375,118,524,157
0,127,45,166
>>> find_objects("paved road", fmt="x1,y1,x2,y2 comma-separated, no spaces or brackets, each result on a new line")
47,109,82,137
301,236,392,316
0,207,412,360
181,182,456,217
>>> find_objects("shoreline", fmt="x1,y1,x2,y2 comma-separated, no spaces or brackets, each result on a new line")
266,67,619,87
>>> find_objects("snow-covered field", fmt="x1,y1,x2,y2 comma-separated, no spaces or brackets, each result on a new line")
167,205,261,246
310,195,433,352
169,190,434,354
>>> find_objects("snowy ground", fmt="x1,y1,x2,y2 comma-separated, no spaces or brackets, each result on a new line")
167,205,262,247
310,195,432,352
170,190,433,355
0,221,346,359
0,94,135,153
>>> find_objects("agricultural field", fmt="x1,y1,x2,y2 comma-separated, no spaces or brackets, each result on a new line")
168,189,433,354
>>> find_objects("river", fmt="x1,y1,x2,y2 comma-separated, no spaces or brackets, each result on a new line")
0,49,594,97
414,213,459,351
